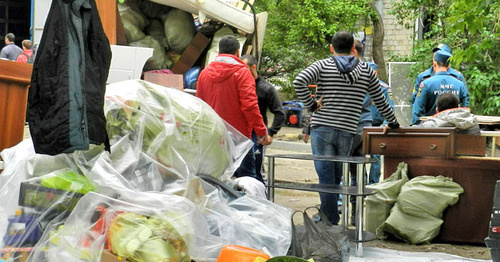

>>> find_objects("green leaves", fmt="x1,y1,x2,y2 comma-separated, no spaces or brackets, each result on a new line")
390,0,499,115
255,0,372,99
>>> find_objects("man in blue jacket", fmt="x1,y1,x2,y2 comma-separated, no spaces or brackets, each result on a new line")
366,62,394,184
412,50,469,125
410,44,465,105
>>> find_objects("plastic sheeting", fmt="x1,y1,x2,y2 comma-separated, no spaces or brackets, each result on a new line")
0,80,292,261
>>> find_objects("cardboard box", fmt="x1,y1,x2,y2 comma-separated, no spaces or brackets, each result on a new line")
101,250,128,262
143,72,184,91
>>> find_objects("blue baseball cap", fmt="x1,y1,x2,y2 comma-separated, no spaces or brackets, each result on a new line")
367,62,378,71
432,43,452,54
434,50,452,63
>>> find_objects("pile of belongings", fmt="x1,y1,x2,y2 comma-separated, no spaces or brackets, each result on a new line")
0,80,292,261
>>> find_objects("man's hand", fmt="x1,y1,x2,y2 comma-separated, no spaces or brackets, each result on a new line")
383,122,400,134
302,134,310,143
258,134,273,146
316,96,323,111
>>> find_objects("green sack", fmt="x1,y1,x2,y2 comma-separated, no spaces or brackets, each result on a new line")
145,19,169,49
129,36,172,70
365,162,409,235
378,202,443,244
377,175,464,244
40,169,95,194
163,8,196,54
397,176,464,217
119,2,149,30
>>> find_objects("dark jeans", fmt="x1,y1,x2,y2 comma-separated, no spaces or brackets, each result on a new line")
310,126,354,224
234,147,258,180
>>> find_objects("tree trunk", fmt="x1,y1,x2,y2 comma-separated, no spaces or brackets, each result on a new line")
370,1,387,82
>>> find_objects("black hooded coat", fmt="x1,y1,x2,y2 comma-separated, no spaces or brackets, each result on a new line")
28,0,112,155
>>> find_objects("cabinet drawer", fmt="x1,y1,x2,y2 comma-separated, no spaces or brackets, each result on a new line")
363,127,456,158
366,134,453,157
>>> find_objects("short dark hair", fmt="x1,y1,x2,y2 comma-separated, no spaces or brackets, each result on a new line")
22,40,32,49
5,33,15,42
437,93,460,112
219,36,240,55
436,61,449,67
331,31,354,54
354,40,363,57
240,54,257,66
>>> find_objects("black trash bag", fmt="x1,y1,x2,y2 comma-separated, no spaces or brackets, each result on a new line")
140,0,171,19
290,207,350,262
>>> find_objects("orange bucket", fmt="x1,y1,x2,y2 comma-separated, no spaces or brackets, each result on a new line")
217,245,270,262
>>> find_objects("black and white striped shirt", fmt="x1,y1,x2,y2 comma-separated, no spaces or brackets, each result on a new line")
294,56,398,134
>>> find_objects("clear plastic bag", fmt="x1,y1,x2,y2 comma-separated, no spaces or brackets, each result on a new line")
0,79,292,261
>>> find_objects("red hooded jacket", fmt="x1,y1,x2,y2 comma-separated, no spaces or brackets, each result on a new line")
197,54,267,138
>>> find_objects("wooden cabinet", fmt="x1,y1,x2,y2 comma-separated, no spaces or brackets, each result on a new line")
0,60,32,153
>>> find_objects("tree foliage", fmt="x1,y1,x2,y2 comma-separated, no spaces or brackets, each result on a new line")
390,0,499,115
254,0,372,99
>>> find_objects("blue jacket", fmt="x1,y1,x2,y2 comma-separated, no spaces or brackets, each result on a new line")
411,71,469,125
411,66,465,105
358,94,373,125
371,80,394,126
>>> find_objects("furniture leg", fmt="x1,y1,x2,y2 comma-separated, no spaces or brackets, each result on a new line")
342,162,349,229
267,156,275,202
355,163,365,257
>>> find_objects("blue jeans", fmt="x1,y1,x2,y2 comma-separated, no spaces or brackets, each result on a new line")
234,147,258,180
310,126,354,224
369,154,381,184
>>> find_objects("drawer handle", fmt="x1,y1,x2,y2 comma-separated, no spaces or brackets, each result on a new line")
430,144,437,150
379,143,386,149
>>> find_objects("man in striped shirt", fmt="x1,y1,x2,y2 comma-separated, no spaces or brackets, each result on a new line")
293,31,399,225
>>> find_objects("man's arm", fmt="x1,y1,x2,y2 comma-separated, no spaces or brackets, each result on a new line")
293,62,320,111
411,73,423,105
0,48,8,59
266,87,285,136
411,82,429,125
461,84,470,107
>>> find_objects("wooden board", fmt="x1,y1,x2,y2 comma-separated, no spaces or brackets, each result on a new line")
0,60,32,153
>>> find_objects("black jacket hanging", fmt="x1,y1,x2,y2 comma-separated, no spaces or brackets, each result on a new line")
28,0,112,155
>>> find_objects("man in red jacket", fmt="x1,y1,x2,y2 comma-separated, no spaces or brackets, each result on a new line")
197,36,272,179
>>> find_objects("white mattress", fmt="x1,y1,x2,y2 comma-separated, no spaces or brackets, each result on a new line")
150,0,256,33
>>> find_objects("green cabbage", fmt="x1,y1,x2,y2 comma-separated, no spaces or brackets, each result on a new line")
105,80,231,179
108,212,190,262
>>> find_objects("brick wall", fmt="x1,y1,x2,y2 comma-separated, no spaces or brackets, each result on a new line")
382,0,414,57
